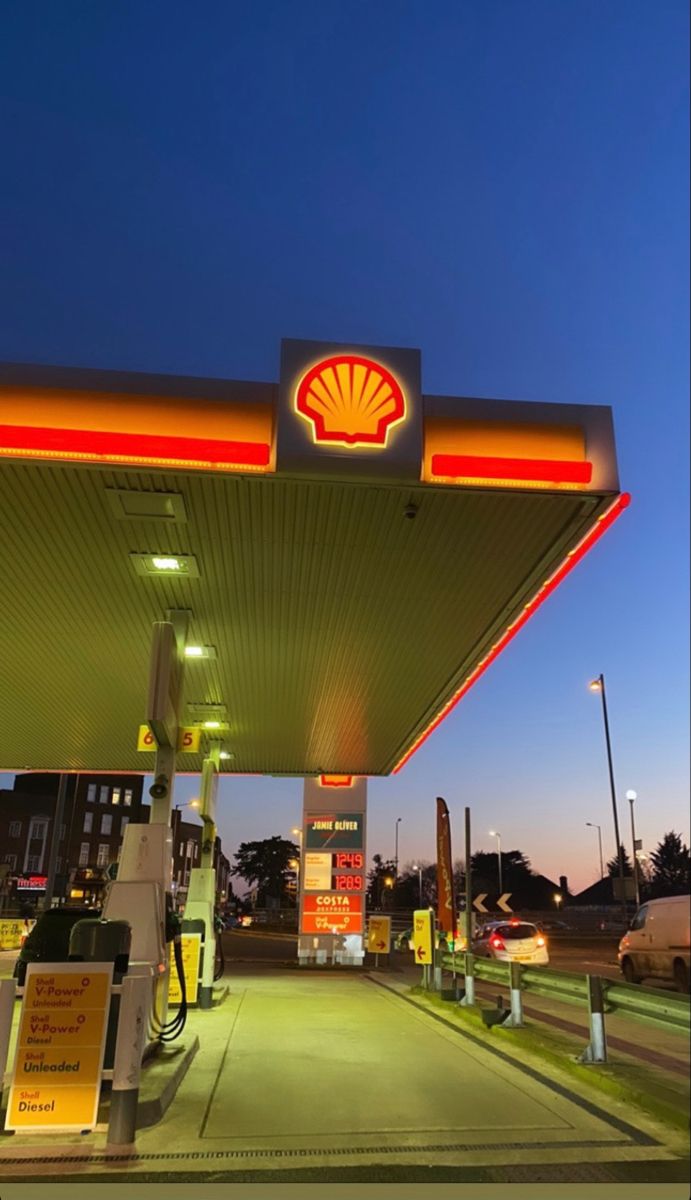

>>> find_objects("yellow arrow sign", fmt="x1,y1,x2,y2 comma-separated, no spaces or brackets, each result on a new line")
367,915,391,954
137,725,202,753
412,909,434,964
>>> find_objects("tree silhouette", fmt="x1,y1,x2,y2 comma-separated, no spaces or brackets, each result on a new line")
648,832,690,897
607,844,633,877
231,836,299,904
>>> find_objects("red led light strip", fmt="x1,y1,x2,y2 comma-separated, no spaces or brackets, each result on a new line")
318,775,355,787
430,453,593,484
392,492,631,774
0,424,271,469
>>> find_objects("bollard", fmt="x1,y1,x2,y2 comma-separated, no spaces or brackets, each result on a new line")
108,972,151,1144
458,951,476,1006
578,974,608,1063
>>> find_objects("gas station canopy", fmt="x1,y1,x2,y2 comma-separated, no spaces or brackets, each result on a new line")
0,339,628,777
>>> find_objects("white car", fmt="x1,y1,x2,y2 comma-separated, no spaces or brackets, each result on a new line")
473,919,549,966
618,895,690,991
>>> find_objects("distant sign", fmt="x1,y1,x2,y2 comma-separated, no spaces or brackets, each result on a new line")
367,915,391,954
0,919,32,951
168,933,202,1006
304,812,363,850
5,962,112,1132
16,876,47,891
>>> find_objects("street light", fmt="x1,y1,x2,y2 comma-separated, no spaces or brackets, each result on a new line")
626,790,641,908
585,822,605,880
488,830,502,896
412,863,423,906
588,674,628,924
394,817,402,875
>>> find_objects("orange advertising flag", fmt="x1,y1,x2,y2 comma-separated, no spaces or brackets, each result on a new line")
436,797,456,937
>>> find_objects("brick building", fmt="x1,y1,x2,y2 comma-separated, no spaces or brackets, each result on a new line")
0,773,231,911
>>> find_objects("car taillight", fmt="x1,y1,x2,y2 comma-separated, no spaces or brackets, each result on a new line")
536,935,546,947
490,935,505,950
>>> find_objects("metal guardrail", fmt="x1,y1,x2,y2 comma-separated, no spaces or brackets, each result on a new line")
442,952,690,1046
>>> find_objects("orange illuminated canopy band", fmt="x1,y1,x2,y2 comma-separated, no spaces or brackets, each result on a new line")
295,355,406,448
0,423,271,471
318,775,355,788
431,453,593,486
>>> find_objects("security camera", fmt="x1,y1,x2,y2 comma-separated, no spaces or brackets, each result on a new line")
404,503,418,520
149,774,169,800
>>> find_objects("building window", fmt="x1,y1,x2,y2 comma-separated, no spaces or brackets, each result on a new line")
56,857,62,872
79,843,90,866
112,788,121,805
60,823,66,841
87,784,97,803
99,786,109,804
101,814,112,835
31,819,48,840
9,821,21,838
96,843,109,867
3,854,17,870
26,854,42,872
124,789,133,807
83,812,93,833
120,816,129,838
179,842,184,856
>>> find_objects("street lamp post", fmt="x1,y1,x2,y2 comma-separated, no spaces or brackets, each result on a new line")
626,790,641,908
589,674,628,924
412,863,423,906
586,822,605,880
489,830,502,897
394,818,402,875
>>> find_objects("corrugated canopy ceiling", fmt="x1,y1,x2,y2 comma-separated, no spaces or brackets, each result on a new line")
0,458,611,775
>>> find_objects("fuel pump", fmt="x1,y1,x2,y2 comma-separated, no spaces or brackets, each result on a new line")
182,748,220,1008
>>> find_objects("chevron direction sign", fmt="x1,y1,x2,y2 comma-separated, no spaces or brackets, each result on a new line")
472,893,513,913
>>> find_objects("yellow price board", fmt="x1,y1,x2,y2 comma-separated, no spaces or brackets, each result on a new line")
5,962,112,1132
367,915,391,954
0,918,32,951
412,909,434,964
137,724,202,753
168,933,202,1005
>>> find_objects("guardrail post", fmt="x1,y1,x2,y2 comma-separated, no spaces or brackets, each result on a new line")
579,974,608,1063
458,951,476,1006
108,972,150,1144
502,960,524,1027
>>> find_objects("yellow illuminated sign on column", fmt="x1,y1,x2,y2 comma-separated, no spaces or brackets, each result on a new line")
412,909,434,964
168,933,202,1006
5,962,112,1132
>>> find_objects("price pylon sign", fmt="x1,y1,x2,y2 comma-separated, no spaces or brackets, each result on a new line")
412,909,434,964
367,915,391,954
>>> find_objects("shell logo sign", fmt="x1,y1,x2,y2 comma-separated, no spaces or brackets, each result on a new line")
295,355,406,448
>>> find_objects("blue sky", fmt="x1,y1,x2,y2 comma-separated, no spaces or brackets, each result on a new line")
1,2,688,893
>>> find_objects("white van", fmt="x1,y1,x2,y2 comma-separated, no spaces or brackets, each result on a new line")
618,895,690,991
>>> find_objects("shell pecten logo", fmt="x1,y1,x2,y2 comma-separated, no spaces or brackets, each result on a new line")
295,355,406,448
